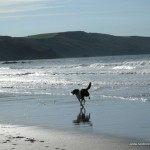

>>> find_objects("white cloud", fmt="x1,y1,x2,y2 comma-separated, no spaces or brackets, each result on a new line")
0,0,72,19
0,0,64,5
0,0,66,14
0,0,49,3
0,4,64,14
0,11,99,20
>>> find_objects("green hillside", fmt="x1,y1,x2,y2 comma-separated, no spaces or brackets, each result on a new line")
0,31,150,61
27,33,58,39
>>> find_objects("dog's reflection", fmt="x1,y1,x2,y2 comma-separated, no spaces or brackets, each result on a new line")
73,106,92,126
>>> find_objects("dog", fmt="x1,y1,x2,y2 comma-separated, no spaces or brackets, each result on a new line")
71,82,91,106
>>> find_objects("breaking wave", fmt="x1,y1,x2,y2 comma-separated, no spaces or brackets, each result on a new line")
0,55,150,102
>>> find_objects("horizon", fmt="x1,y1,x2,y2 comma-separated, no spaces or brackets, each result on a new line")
1,31,150,38
0,0,150,37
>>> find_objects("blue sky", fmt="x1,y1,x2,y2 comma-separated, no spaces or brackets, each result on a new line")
0,0,150,37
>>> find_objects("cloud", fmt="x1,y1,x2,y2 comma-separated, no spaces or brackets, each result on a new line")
0,0,66,14
0,4,64,14
0,0,49,4
0,10,100,20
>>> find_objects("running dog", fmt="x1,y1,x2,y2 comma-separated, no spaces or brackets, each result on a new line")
71,82,91,106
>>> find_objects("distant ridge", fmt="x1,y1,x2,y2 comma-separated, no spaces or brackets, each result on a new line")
0,31,150,61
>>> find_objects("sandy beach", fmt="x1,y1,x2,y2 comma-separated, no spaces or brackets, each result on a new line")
1,124,149,150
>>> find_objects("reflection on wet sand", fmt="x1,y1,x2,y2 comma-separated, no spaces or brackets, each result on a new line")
73,106,92,126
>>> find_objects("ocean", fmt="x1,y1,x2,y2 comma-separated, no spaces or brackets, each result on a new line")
0,54,150,101
0,54,150,141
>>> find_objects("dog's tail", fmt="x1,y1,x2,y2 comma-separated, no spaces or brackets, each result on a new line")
86,82,91,90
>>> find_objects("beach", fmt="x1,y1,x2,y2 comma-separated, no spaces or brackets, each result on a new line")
0,123,149,150
0,94,150,150
0,125,131,150
0,55,150,149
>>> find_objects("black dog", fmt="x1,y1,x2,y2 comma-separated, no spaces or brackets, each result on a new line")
71,82,91,106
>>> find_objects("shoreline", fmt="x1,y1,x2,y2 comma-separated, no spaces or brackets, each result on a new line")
0,54,150,149
0,94,150,142
1,124,149,150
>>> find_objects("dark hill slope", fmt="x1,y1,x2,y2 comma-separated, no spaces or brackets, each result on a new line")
0,31,150,61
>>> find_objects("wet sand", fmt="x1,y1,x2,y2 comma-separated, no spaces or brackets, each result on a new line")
1,124,148,150
0,94,150,149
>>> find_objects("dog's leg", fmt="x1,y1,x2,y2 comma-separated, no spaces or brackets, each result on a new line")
80,99,84,107
83,98,85,105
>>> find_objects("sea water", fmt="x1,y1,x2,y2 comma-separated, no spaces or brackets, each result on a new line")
0,54,150,102
0,54,150,140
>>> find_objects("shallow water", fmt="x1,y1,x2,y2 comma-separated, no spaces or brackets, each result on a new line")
0,94,150,141
0,54,150,101
0,55,150,141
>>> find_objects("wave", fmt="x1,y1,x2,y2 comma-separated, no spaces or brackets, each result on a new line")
0,67,10,70
100,95,148,102
113,66,135,70
90,60,150,70
0,55,149,103
1,69,150,77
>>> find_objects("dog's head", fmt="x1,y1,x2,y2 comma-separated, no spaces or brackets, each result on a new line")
71,89,79,95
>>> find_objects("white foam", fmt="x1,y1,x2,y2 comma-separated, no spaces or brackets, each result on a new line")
0,67,10,70
113,66,135,70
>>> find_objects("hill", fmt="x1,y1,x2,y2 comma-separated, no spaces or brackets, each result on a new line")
0,31,150,61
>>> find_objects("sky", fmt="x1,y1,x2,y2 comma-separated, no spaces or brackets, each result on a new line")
0,0,150,37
